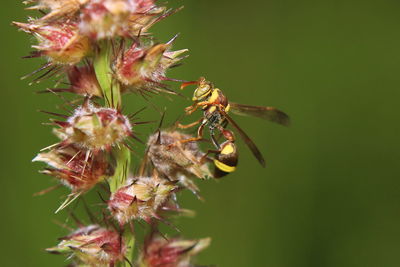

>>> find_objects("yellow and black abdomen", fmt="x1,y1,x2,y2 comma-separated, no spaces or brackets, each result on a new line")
214,141,238,178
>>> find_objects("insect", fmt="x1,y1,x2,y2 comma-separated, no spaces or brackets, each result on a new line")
178,77,290,167
198,126,238,178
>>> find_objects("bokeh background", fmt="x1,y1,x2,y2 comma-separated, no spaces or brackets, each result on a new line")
1,0,400,266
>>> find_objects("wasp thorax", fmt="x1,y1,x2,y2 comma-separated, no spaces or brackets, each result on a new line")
108,176,177,225
14,21,90,65
46,225,126,266
66,64,103,97
79,0,162,40
54,102,132,151
138,234,211,267
146,131,212,196
115,42,188,94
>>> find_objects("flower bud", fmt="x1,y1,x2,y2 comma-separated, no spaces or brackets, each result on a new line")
14,20,90,65
146,131,211,196
79,0,163,39
53,101,132,151
115,42,188,94
138,235,211,267
33,145,112,192
108,176,177,225
47,225,126,266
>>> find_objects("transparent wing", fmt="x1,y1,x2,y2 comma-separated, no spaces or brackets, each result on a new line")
230,102,290,126
221,111,266,167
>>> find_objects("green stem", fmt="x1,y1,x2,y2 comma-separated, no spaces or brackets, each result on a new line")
94,40,121,109
94,40,134,267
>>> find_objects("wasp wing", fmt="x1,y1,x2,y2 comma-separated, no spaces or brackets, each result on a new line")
229,102,290,126
222,111,266,167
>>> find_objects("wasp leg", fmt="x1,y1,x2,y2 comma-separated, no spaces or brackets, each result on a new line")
176,118,203,129
184,103,198,114
210,131,221,149
199,149,220,165
179,121,206,144
185,101,213,115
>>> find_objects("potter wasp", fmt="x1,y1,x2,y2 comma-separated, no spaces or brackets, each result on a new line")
178,77,289,171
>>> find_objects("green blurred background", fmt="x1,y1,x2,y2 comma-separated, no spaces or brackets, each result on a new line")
1,0,400,266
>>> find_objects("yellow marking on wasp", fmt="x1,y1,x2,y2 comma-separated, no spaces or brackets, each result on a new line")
208,106,217,113
208,89,220,103
214,159,236,173
225,104,230,113
221,143,235,155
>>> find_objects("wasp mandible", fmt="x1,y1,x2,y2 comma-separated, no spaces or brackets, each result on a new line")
177,77,290,167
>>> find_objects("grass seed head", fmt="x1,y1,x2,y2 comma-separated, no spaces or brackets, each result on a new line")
146,131,212,196
53,101,132,151
33,144,112,192
79,0,161,40
14,20,90,65
24,0,88,21
108,176,177,225
66,64,103,97
115,42,188,94
47,224,126,266
138,235,211,267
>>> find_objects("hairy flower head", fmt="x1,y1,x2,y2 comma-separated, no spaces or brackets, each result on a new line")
65,64,103,97
108,176,177,225
115,41,188,95
53,100,132,151
23,0,88,21
47,225,126,266
79,0,163,40
14,20,90,65
146,131,211,196
138,234,211,267
33,144,111,192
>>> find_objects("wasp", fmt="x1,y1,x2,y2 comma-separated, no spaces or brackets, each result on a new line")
177,77,290,168
198,126,238,178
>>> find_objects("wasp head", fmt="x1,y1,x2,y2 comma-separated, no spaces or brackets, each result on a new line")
193,77,213,101
181,77,214,101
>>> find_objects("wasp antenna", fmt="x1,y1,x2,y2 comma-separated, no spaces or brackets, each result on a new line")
161,77,189,83
180,80,198,90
